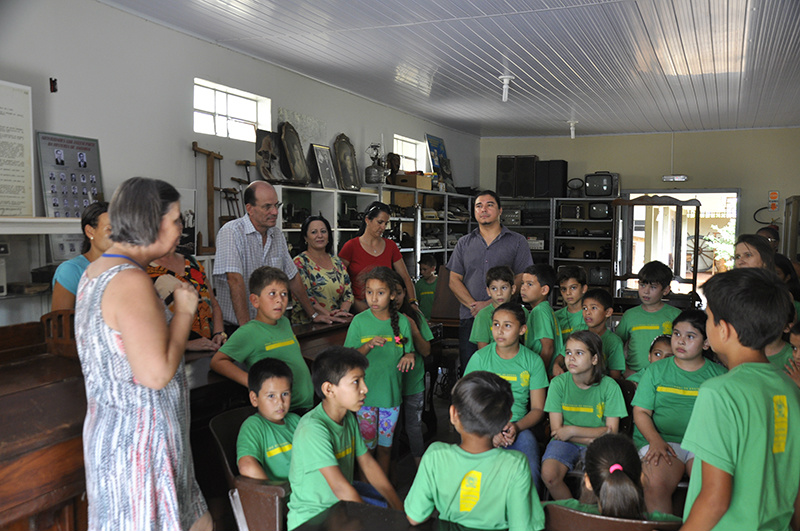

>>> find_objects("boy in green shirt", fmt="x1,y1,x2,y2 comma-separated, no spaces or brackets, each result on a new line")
236,358,300,482
211,266,314,411
469,265,517,349
520,263,564,375
404,371,545,531
614,261,680,377
414,254,438,320
681,268,800,531
287,346,402,530
554,265,588,344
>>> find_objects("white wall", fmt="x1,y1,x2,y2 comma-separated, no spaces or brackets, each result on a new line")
0,0,480,229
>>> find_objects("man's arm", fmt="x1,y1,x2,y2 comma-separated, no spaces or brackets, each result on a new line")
449,271,490,317
680,461,732,531
226,272,251,326
791,482,800,531
357,451,403,510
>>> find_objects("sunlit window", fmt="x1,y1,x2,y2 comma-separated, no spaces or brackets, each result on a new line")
393,134,426,172
193,78,270,142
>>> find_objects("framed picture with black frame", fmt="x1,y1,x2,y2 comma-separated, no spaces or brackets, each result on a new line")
311,144,337,190
333,133,360,191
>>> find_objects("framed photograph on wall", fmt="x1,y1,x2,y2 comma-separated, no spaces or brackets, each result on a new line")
311,144,337,190
255,129,286,183
333,133,360,191
279,121,311,186
0,80,34,216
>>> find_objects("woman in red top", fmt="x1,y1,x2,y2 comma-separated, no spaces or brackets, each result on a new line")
339,201,416,313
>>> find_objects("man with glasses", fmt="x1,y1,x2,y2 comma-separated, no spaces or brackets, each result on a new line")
214,181,329,335
447,190,533,373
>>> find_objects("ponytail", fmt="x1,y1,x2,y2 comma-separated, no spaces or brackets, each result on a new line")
388,299,409,348
584,433,646,520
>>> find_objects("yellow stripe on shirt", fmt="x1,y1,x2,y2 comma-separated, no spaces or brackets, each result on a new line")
631,325,661,332
266,443,292,457
360,336,394,344
656,386,699,396
419,290,434,296
562,405,594,413
265,339,296,351
335,446,353,459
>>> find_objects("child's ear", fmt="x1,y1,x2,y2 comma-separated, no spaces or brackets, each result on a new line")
511,284,517,295
591,353,599,366
249,293,260,308
320,381,333,398
249,390,259,408
542,284,551,296
583,473,594,492
449,405,459,427
661,284,671,296
486,286,493,297
519,324,528,337
604,306,614,319
581,285,588,296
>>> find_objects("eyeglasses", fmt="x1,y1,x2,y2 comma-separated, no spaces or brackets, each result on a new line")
765,237,778,243
257,201,282,212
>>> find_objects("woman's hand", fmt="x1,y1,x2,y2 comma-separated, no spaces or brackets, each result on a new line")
643,437,677,467
211,332,227,348
397,352,416,372
186,337,218,351
173,282,199,317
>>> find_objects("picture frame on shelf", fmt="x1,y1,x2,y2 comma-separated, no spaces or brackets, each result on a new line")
255,129,287,183
311,144,337,190
279,122,311,186
333,133,360,191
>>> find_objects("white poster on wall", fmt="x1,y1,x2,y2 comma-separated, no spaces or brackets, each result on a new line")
0,80,34,216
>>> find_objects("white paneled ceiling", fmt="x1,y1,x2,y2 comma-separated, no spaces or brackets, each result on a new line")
100,0,800,137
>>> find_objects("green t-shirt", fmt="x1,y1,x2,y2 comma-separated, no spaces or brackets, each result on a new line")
627,367,646,384
344,310,413,408
542,498,681,522
415,277,438,320
615,304,681,372
553,329,626,375
525,301,564,373
219,318,313,411
767,342,793,369
554,306,588,344
402,314,434,396
404,442,545,531
236,412,300,482
287,403,368,530
469,303,497,345
632,357,726,449
682,363,800,531
464,343,549,423
544,374,627,445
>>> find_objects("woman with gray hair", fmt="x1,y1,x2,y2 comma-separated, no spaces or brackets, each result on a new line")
75,177,211,531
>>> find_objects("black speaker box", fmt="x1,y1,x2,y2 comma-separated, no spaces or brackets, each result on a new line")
496,156,516,197
534,160,568,197
515,156,537,197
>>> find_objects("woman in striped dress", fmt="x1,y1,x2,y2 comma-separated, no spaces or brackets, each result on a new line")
75,177,211,531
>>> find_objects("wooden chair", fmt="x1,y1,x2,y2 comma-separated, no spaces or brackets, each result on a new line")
544,503,682,531
209,406,290,531
41,309,78,359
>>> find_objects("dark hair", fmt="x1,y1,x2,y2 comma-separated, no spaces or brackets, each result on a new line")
566,330,605,385
702,268,793,350
492,302,526,328
637,261,673,289
584,433,647,520
300,215,333,255
673,309,708,340
583,288,613,311
363,266,409,347
312,346,368,399
418,254,437,268
735,234,776,271
248,357,294,395
357,201,391,237
557,265,588,286
486,265,514,287
387,269,422,329
80,201,109,254
790,320,800,337
109,177,180,246
524,263,557,291
774,253,800,301
756,226,780,242
650,334,672,352
474,190,502,210
451,371,513,437
249,266,290,295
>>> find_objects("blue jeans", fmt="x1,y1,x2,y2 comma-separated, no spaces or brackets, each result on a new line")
403,391,425,458
353,481,387,507
459,317,477,376
505,428,541,492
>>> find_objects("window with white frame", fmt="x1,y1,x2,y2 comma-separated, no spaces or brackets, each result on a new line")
393,134,426,172
193,78,270,142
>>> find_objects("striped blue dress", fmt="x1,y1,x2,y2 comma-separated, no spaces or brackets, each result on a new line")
75,264,207,531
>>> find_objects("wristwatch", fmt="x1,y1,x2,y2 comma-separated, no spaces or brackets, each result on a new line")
311,311,319,320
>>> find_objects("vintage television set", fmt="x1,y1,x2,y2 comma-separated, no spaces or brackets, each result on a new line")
588,202,611,219
584,172,620,197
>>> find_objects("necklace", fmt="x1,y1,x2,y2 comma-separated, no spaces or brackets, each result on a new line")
102,252,146,271
362,236,383,255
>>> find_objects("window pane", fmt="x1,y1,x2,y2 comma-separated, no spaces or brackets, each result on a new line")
194,86,215,113
215,115,227,137
215,91,227,115
228,119,255,142
193,111,215,135
228,94,256,121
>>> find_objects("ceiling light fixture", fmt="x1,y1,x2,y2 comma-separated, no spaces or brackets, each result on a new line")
499,74,515,103
567,120,578,139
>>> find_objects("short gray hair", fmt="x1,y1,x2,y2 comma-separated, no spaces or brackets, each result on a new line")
109,177,180,246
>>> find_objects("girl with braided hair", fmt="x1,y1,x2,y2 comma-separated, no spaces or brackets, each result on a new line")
344,266,416,476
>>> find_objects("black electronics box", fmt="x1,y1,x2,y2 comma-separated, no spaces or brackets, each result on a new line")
559,204,582,219
588,202,611,219
589,267,610,285
522,209,550,226
584,172,620,197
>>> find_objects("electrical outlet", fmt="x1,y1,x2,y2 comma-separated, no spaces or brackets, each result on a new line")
0,242,8,255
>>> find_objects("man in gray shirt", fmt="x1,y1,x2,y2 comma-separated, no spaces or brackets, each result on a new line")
446,190,533,372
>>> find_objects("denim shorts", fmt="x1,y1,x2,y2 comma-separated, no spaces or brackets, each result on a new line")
542,439,586,471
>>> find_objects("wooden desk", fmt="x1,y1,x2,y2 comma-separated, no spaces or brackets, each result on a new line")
296,501,498,531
